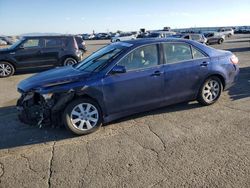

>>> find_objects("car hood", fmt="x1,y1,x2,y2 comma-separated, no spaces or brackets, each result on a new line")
0,48,11,54
18,66,91,93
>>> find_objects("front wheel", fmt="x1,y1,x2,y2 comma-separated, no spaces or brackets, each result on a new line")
63,98,102,135
197,77,222,105
0,61,15,78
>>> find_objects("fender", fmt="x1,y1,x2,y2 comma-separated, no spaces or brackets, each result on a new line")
0,57,17,68
75,85,107,117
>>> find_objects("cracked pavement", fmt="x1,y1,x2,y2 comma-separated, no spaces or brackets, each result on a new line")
0,35,250,187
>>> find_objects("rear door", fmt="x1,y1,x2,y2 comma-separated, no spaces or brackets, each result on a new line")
161,42,210,103
40,37,65,67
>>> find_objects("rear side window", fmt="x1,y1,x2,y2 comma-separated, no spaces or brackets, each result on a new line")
163,43,192,64
45,38,64,48
192,47,206,59
191,35,201,40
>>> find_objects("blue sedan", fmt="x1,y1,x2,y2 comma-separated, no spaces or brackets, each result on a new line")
17,39,239,135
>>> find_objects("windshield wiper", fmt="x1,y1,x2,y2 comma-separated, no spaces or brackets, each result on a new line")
92,49,116,63
91,49,123,73
76,49,116,70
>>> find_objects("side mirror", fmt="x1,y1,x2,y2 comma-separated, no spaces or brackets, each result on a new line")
111,65,126,74
18,45,24,50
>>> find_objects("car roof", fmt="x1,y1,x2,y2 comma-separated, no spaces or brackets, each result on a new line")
124,38,194,45
22,35,74,38
119,38,225,57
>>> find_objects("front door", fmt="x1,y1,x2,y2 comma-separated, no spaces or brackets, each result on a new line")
102,44,165,115
13,38,45,68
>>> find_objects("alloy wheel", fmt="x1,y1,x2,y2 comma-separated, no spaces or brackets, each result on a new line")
0,63,13,77
202,79,220,103
64,58,77,66
70,103,99,131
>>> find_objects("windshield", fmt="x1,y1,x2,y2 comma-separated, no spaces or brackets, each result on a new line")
74,42,132,72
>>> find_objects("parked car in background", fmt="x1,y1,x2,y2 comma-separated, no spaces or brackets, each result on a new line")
0,39,7,46
0,35,82,77
204,32,226,44
82,34,91,40
136,31,150,39
95,33,111,40
0,36,14,45
17,39,239,135
169,34,207,44
83,34,95,40
111,33,136,42
218,28,234,37
144,31,176,39
75,35,86,52
183,34,207,44
155,31,176,37
143,32,164,38
237,26,250,33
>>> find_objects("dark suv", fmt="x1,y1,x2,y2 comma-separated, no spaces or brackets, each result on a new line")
0,35,82,77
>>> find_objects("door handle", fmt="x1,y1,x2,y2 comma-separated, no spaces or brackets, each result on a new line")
200,61,209,67
151,71,162,76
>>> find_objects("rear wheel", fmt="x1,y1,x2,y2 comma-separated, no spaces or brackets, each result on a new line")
116,39,120,42
0,61,15,78
63,57,77,66
197,77,222,105
63,98,102,135
218,38,224,44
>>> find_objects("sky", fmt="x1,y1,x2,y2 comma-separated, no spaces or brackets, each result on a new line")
0,0,250,35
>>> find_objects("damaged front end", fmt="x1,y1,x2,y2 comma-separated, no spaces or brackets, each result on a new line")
17,90,74,128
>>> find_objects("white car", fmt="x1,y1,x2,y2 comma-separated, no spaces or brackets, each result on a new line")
111,33,136,42
218,28,234,37
0,39,7,46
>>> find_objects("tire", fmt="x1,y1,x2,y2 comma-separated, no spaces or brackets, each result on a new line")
0,61,15,78
197,76,222,106
63,98,103,135
218,38,224,44
79,49,85,60
116,39,120,42
63,57,77,66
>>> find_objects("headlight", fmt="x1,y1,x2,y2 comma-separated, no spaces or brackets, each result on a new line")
23,92,34,101
42,93,53,100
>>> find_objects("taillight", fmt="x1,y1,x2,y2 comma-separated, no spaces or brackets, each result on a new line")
73,37,78,49
230,54,239,65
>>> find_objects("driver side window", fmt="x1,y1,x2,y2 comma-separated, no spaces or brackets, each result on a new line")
118,44,158,71
22,39,40,48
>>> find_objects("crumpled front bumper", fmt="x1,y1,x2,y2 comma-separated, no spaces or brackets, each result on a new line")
16,91,74,128
16,92,51,127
